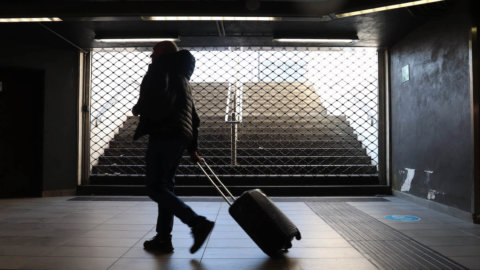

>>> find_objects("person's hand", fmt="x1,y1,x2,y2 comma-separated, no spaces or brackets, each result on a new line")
191,151,204,163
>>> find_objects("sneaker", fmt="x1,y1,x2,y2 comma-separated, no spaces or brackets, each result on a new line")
190,218,215,253
143,235,174,253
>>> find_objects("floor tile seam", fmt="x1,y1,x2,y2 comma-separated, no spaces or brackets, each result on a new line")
458,229,480,238
84,202,149,243
106,228,153,270
80,211,122,235
9,253,126,260
306,202,469,270
8,255,116,269
105,201,142,221
7,255,124,259
199,202,223,262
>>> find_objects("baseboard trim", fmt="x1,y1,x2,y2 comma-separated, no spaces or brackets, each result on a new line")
77,184,392,196
393,190,473,223
42,189,76,197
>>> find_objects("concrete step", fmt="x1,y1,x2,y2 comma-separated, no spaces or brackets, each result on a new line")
241,107,326,116
92,164,378,175
121,122,354,130
241,115,346,121
115,128,357,140
103,147,369,157
199,123,352,129
242,81,315,90
114,132,358,142
97,155,373,166
123,115,349,125
108,139,364,149
77,184,390,196
88,175,380,186
120,126,354,134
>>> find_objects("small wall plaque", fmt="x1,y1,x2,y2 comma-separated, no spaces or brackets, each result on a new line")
402,65,409,83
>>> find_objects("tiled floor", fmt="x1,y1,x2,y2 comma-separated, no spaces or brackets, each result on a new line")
0,196,479,270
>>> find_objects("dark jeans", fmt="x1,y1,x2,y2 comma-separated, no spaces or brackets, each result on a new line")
145,138,200,240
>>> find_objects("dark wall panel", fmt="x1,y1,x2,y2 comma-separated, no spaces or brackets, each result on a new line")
0,24,79,193
0,68,44,197
390,10,473,211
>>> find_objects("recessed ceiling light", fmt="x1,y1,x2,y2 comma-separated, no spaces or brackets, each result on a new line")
273,38,357,44
141,16,279,21
95,38,180,43
0,17,62,23
336,0,445,18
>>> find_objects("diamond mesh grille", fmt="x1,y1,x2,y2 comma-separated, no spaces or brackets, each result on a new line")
89,47,379,178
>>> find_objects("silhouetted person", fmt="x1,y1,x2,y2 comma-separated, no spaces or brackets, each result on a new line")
132,41,214,254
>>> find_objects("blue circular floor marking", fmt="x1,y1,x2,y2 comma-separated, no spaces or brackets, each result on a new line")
385,215,421,222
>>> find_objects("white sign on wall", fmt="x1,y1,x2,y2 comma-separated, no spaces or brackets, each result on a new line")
402,65,410,83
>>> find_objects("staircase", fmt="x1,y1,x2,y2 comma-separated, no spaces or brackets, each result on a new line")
80,81,385,196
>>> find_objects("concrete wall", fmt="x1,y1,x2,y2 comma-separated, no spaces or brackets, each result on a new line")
0,23,80,194
390,6,473,212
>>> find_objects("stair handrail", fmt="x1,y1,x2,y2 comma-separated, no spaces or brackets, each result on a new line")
93,80,139,126
225,83,242,123
225,83,233,122
225,82,239,165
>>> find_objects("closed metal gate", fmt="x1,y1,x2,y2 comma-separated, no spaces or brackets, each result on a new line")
89,47,379,180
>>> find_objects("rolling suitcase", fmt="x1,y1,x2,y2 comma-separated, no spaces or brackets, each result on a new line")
197,160,302,257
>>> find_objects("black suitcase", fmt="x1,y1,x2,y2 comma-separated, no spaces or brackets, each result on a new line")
197,160,302,257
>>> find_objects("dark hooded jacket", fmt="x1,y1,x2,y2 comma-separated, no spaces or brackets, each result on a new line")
132,50,200,153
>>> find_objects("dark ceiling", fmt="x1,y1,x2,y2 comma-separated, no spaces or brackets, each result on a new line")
0,0,463,50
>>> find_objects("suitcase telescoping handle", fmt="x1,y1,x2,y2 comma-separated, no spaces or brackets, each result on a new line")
196,160,236,206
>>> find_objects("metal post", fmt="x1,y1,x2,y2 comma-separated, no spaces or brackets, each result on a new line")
470,27,480,223
231,92,238,166
377,48,390,187
81,52,92,185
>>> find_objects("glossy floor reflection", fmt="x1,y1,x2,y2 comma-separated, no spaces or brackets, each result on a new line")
0,196,479,270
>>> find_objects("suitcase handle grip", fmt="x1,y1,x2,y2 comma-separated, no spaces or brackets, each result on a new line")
197,160,236,205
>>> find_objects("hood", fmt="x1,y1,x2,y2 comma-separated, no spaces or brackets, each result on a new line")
151,50,196,80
